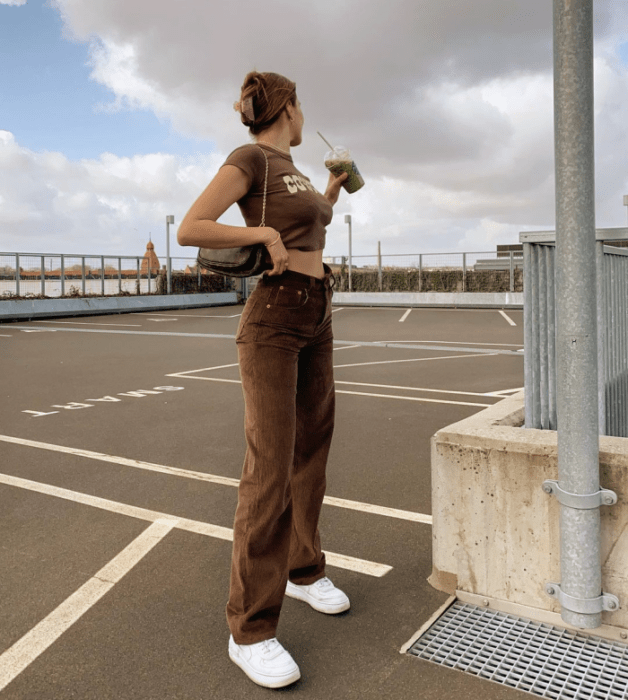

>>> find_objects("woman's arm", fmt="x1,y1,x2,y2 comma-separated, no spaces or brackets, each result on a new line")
178,164,289,276
177,165,278,249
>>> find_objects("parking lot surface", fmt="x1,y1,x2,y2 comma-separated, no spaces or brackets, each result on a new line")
0,304,529,699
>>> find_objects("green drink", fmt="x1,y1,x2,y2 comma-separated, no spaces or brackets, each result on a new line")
324,146,365,194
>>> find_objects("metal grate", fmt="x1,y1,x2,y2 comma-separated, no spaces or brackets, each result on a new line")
408,603,628,699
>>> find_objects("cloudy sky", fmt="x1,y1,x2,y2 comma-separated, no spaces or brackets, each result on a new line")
1,0,628,263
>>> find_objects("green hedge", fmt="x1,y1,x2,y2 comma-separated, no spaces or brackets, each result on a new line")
155,271,234,295
334,266,523,293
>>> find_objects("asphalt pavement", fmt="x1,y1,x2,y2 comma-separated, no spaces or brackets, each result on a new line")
0,303,530,699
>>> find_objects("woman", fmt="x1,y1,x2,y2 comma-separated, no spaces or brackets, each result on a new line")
178,71,349,689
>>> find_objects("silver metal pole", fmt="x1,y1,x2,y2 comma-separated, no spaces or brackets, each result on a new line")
101,255,105,296
40,256,45,296
377,241,383,291
166,215,174,295
15,253,19,297
81,258,86,295
345,214,352,292
60,255,65,297
546,0,617,629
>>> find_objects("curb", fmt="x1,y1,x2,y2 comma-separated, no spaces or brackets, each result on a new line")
0,292,240,321
331,292,524,308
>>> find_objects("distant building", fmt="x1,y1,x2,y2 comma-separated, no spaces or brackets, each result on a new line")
185,264,213,276
141,240,160,275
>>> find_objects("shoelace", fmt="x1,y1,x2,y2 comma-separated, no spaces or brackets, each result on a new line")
313,577,334,590
260,639,281,657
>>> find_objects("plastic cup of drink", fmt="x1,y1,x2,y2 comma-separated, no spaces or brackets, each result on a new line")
324,147,365,194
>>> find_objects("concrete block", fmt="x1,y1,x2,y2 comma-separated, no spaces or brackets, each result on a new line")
430,391,628,631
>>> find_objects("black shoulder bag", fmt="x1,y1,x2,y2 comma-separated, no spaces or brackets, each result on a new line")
197,146,273,278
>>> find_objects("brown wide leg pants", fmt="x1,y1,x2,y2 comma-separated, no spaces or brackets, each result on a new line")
226,265,335,645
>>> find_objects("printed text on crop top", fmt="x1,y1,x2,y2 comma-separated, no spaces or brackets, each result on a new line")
221,143,334,251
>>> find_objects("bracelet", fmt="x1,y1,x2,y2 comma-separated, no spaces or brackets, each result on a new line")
265,232,281,247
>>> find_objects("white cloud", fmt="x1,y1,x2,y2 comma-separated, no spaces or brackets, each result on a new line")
6,0,628,257
0,0,28,6
0,130,231,258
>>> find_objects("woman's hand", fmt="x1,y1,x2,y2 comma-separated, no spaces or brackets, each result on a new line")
264,229,290,276
324,171,349,206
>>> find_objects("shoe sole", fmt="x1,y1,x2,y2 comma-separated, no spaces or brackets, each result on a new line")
285,586,350,614
229,650,301,689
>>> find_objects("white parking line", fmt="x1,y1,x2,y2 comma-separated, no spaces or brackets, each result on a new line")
165,373,493,406
169,364,239,376
33,320,142,327
135,313,242,318
4,326,523,355
0,435,429,523
333,344,362,352
365,338,517,356
324,496,432,524
333,352,499,369
335,381,500,399
331,308,344,313
498,310,517,326
399,309,412,323
0,472,392,578
0,518,177,693
485,387,524,396
165,366,499,401
0,334,12,337
374,339,523,348
336,389,490,407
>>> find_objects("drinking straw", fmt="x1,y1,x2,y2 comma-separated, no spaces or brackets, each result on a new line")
317,131,339,155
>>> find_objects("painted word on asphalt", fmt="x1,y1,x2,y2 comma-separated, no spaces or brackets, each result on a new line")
22,386,184,418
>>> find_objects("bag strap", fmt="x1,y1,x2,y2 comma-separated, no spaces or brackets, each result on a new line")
257,146,269,228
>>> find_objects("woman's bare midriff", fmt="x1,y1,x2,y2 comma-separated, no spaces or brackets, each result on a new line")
286,248,325,279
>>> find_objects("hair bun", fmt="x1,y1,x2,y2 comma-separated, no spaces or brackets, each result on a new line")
237,71,296,135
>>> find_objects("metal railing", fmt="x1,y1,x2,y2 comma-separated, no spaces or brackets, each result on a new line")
325,251,524,293
2,250,525,299
521,228,628,438
0,252,234,298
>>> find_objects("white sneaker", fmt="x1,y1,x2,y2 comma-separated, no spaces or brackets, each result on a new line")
228,635,301,688
285,577,350,614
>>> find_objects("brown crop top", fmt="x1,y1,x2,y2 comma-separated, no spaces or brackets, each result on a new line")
221,143,333,251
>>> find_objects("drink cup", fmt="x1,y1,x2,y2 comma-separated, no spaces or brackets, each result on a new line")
324,146,365,194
